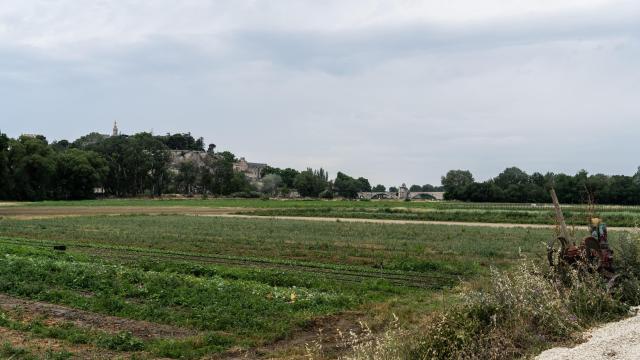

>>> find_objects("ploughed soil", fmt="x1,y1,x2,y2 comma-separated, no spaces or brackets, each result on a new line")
0,294,196,340
224,311,365,359
0,206,244,219
0,326,145,359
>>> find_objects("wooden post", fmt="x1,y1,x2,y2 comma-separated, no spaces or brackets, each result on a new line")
550,188,570,241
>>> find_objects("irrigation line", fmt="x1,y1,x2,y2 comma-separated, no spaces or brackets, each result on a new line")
89,250,450,289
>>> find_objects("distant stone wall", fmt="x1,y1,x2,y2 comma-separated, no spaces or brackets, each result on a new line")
358,191,444,200
169,152,268,182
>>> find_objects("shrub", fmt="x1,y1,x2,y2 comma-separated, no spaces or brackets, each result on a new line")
319,190,334,199
337,256,640,360
97,331,144,351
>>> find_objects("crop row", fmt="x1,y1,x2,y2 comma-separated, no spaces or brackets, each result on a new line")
0,242,354,356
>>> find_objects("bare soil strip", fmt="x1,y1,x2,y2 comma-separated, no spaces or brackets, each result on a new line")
0,326,137,359
1,206,636,231
536,308,640,360
225,312,364,360
0,293,196,340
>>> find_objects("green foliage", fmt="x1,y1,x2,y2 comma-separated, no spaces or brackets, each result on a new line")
200,156,251,195
259,173,283,195
441,169,474,200
0,240,364,357
53,149,109,199
294,168,330,197
261,166,300,188
443,166,640,205
155,132,204,151
0,214,573,276
71,132,109,149
372,184,386,192
8,135,56,200
0,132,9,198
409,184,422,192
175,160,200,195
402,263,632,359
96,331,144,351
357,177,371,192
1,342,31,358
88,133,171,197
334,172,370,199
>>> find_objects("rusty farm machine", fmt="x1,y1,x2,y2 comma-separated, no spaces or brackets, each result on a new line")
547,189,615,280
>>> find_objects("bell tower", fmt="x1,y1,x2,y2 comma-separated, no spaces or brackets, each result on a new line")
112,121,119,136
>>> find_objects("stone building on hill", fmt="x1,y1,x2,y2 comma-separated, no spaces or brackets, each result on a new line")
233,157,267,181
168,151,267,182
168,150,210,172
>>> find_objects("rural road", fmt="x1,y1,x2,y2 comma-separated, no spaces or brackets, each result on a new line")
536,308,640,360
212,214,638,231
1,206,638,231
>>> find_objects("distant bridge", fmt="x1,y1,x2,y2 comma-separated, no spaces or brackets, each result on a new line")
358,191,444,201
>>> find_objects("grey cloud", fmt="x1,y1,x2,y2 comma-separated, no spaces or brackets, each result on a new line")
1,2,640,185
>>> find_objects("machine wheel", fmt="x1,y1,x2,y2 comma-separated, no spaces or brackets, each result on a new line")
582,236,601,267
548,236,568,267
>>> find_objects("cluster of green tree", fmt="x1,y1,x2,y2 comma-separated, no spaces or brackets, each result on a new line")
261,167,375,199
261,166,332,197
0,131,251,200
71,132,206,152
0,128,441,201
173,154,251,197
0,134,109,200
155,133,205,151
442,167,640,205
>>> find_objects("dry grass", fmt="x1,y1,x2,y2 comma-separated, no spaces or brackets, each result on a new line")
326,251,640,360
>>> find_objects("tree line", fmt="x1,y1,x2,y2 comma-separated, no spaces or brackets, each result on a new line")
2,130,421,201
0,131,253,200
442,167,640,205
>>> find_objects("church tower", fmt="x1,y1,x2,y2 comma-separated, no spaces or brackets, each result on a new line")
112,121,119,136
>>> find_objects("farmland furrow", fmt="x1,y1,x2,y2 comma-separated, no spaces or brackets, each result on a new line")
84,249,453,289
0,237,456,289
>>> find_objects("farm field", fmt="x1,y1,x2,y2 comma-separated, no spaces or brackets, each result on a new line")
0,208,636,359
4,198,640,227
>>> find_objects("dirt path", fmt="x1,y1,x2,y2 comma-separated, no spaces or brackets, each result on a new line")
0,293,195,340
2,205,637,231
0,326,147,359
210,214,637,231
224,311,364,359
536,308,640,360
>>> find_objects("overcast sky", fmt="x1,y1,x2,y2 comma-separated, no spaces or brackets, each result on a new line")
1,1,639,186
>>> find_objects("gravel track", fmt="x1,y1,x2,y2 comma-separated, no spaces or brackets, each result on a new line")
212,214,637,231
536,308,640,360
1,206,637,231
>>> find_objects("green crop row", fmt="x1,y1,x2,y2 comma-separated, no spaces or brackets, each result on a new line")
0,242,354,355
